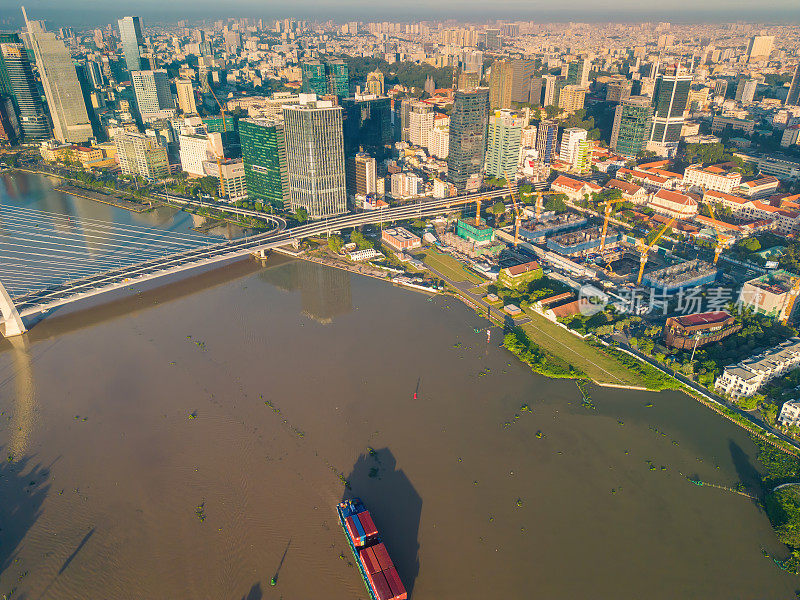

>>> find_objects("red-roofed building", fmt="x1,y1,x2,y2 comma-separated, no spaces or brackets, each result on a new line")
739,176,780,199
604,178,649,204
617,167,682,191
663,311,741,349
498,260,543,288
684,163,742,194
650,189,698,219
550,175,602,201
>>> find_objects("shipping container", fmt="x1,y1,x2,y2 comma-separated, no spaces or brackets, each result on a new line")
371,571,393,600
358,511,379,538
382,567,407,600
352,512,367,542
359,546,381,575
372,543,394,572
344,516,359,545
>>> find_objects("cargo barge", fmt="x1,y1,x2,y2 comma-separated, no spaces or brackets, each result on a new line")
337,498,407,600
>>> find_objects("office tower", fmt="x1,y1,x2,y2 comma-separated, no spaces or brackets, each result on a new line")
283,97,347,217
223,28,241,54
239,118,290,208
175,78,197,114
542,75,559,106
714,79,728,98
0,34,50,140
341,95,391,158
23,13,92,143
408,101,434,148
118,16,145,72
485,29,501,52
735,78,758,104
216,159,247,202
301,60,349,99
559,127,587,164
447,87,490,191
131,70,174,121
510,58,536,104
460,49,484,76
647,66,691,157
82,59,103,89
365,70,384,95
179,130,221,176
114,131,169,179
610,95,653,158
489,60,513,109
485,110,524,179
788,64,800,107
558,85,586,113
399,97,412,142
346,152,376,197
606,80,632,103
457,70,480,91
528,76,543,106
536,120,558,164
573,139,592,173
566,58,590,88
746,35,774,63
0,96,20,143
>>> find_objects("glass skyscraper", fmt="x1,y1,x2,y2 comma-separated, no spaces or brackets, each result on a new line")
118,16,145,73
447,88,490,191
647,66,691,156
239,118,290,209
283,99,347,218
610,95,653,158
341,96,391,158
301,60,349,99
485,110,524,179
0,33,50,140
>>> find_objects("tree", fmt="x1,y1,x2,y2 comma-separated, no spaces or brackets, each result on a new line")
491,200,506,215
350,230,373,250
543,105,560,119
328,235,344,254
198,176,219,197
296,207,308,223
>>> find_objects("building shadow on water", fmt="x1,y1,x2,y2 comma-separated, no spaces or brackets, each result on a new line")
239,582,262,600
729,439,765,504
342,448,421,595
0,451,50,582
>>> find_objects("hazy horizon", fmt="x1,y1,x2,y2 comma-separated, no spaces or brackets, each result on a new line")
1,0,799,29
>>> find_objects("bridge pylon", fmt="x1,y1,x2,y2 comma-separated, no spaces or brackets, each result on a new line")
0,280,26,337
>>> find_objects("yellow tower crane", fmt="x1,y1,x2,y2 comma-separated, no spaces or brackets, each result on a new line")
208,87,227,198
506,180,523,247
599,197,627,251
636,215,680,285
704,203,732,265
781,277,800,325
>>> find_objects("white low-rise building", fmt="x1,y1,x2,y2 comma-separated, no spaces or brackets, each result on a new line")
683,163,742,194
714,337,800,399
778,400,800,427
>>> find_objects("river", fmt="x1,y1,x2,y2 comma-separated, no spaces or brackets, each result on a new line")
0,172,798,599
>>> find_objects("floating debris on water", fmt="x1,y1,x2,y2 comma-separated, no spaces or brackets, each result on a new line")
195,503,206,522
645,403,654,408
515,498,524,508
535,430,544,439
188,411,197,420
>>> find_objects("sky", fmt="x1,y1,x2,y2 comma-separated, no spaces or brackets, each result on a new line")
1,0,799,28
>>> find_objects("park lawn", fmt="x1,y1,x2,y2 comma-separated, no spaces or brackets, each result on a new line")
520,311,651,387
421,249,484,284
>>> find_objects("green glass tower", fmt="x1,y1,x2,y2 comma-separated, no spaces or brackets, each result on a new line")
301,61,327,96
610,95,653,158
239,118,290,209
301,60,349,99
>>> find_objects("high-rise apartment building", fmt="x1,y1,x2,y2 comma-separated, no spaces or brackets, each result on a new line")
489,60,513,109
485,110,524,179
23,12,92,143
301,60,349,99
558,85,586,113
341,95,391,158
528,76,543,106
714,79,729,98
606,80,632,103
239,118,290,208
566,58,590,88
0,33,50,140
131,70,175,121
118,16,145,72
447,88,490,191
542,75,559,107
746,35,774,63
646,66,691,157
485,29,501,52
365,70,384,96
114,131,169,179
788,64,800,107
735,78,758,104
457,70,480,92
346,152,376,197
559,127,588,166
408,101,434,148
610,95,653,158
536,120,558,164
429,125,449,159
283,96,347,218
175,78,197,114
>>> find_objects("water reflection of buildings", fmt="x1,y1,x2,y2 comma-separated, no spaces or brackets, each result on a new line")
260,259,352,324
5,336,35,458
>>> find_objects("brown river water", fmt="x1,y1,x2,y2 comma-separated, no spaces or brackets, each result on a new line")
0,173,799,599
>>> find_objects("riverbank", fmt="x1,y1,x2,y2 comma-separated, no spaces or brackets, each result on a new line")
53,183,152,213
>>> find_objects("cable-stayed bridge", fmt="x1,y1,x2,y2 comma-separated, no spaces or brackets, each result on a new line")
0,187,513,337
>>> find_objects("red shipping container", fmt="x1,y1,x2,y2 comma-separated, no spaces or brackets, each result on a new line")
358,511,379,538
359,546,381,575
382,567,407,600
344,516,359,545
372,543,394,571
371,570,393,600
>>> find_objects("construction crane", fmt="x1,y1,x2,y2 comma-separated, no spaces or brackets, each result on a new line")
705,203,732,265
506,180,523,248
636,215,680,285
207,87,227,198
781,277,800,325
599,196,627,251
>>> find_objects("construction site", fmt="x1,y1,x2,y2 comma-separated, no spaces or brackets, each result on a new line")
641,259,718,293
547,227,621,257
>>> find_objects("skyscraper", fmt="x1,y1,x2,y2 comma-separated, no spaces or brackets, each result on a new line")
341,95,391,158
489,59,513,109
0,33,50,140
447,88,490,191
175,78,197,114
485,29,501,52
510,58,536,104
542,75,559,107
788,64,800,107
536,120,558,164
347,152,377,197
485,110,524,179
283,96,347,218
746,35,774,63
735,78,758,104
0,96,20,143
647,66,691,157
559,127,588,166
239,118,290,208
131,70,174,121
610,95,653,158
118,16,145,73
23,11,92,143
365,70,384,96
408,101,434,148
566,58,590,88
114,131,169,179
301,60,349,99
